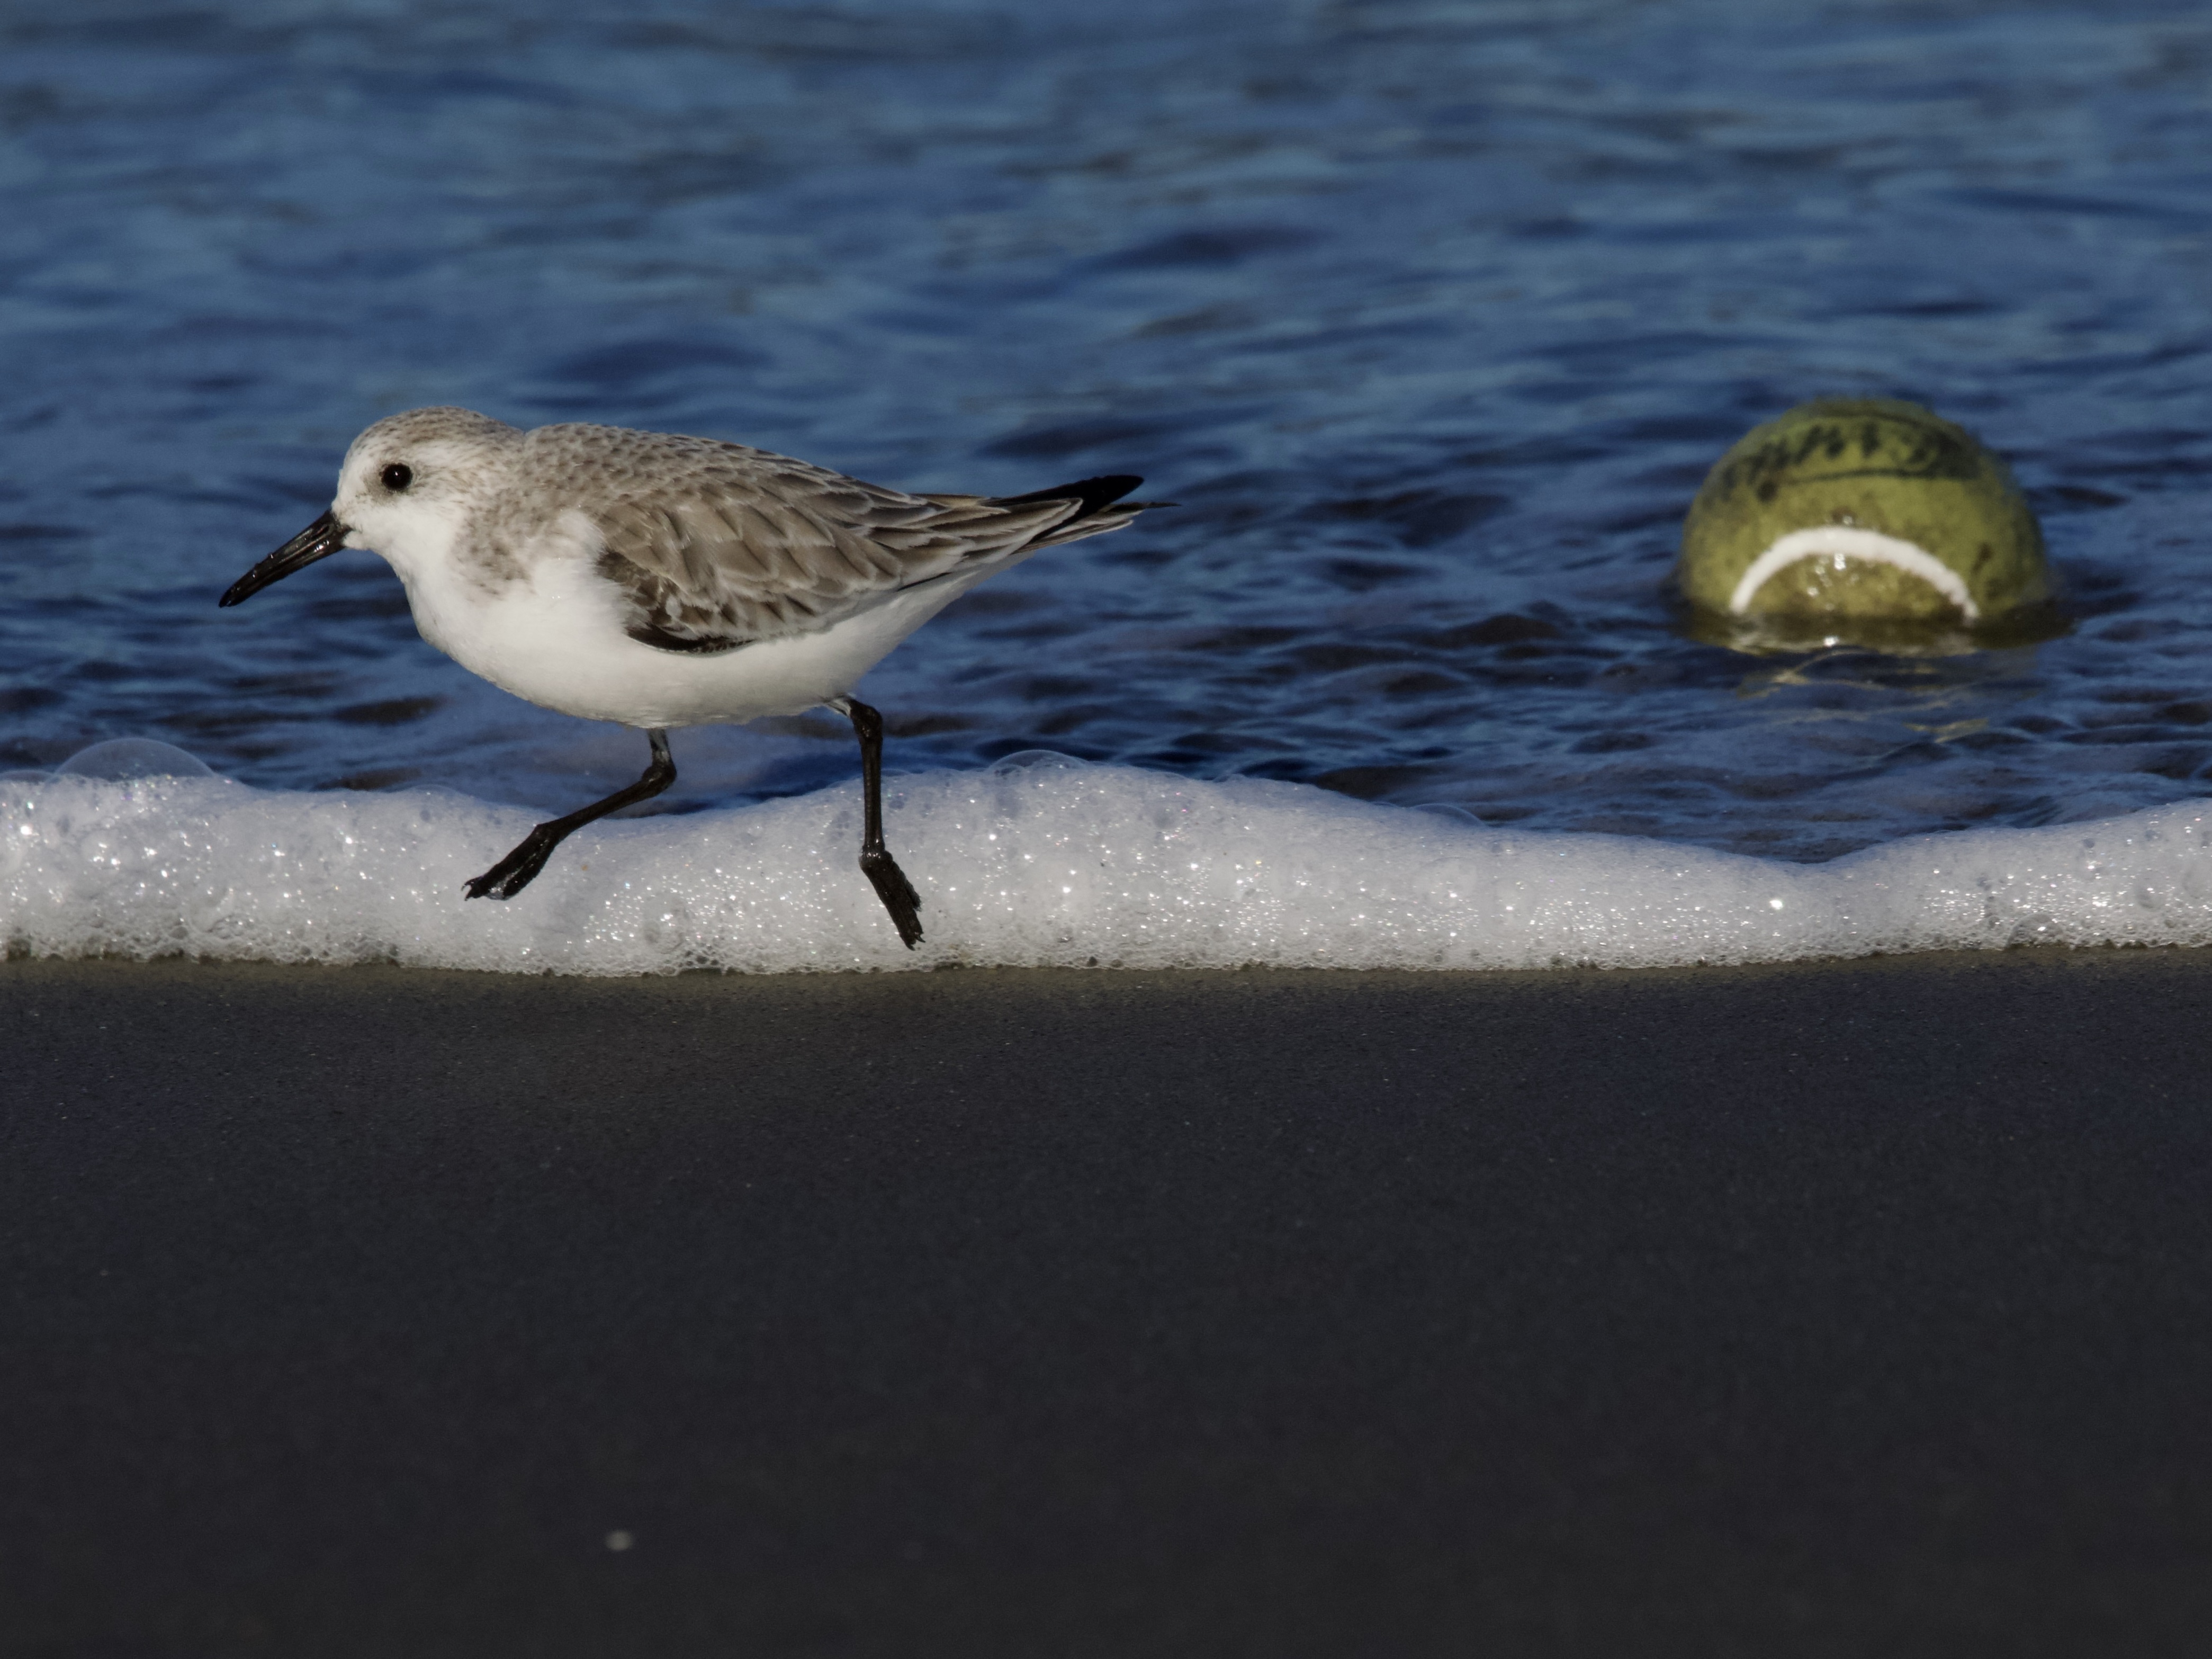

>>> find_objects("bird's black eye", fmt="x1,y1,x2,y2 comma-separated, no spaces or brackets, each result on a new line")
381,463,413,492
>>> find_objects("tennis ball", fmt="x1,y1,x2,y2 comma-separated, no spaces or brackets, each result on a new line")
1675,398,2052,649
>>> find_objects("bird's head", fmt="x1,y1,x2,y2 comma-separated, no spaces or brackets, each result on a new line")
219,406,520,607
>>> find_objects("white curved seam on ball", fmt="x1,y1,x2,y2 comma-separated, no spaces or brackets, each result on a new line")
1727,526,1979,622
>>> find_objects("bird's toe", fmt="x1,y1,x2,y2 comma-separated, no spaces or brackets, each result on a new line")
860,848,925,948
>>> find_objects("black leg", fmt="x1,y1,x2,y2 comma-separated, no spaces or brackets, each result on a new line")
835,697,923,948
464,730,676,901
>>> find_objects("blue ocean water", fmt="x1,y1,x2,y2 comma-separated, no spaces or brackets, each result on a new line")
4,0,2210,862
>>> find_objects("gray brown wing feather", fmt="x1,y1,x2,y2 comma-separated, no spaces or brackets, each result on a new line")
514,424,1137,652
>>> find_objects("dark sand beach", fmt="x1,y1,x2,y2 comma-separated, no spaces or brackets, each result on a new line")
7,948,2212,1655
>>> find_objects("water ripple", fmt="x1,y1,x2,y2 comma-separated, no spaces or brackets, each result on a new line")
2,0,2209,859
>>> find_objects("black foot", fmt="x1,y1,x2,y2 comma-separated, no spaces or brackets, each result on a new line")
861,846,924,949
464,828,563,901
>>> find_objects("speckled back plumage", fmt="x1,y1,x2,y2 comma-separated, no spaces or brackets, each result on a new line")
502,424,1143,651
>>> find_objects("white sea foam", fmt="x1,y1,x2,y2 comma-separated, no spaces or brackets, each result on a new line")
5,743,2212,975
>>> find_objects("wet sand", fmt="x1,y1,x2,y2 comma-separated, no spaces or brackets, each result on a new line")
7,949,2212,1655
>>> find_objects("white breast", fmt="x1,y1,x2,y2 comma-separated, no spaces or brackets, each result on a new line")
388,516,1018,729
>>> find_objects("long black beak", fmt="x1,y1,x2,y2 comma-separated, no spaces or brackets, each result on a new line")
219,510,352,607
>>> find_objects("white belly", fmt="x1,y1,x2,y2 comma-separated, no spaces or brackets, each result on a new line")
395,549,1008,728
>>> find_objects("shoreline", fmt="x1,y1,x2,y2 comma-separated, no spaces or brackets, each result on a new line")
17,763,2212,977
10,947,2212,1652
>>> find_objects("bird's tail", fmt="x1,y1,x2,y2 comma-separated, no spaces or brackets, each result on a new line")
988,474,1167,546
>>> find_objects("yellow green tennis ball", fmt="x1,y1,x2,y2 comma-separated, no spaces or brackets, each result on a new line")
1675,398,2052,634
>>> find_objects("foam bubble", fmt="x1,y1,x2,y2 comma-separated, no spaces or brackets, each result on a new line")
5,745,2212,974
53,738,217,782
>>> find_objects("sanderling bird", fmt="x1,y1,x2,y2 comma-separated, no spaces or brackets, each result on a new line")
219,407,1158,947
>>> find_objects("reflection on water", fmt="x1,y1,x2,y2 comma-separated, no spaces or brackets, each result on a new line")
2,0,2209,859
1676,598,2073,660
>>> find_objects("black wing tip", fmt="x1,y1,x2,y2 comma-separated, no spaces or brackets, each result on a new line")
624,621,750,656
992,474,1147,521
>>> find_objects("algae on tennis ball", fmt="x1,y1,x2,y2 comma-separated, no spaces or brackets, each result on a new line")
1675,399,2051,640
